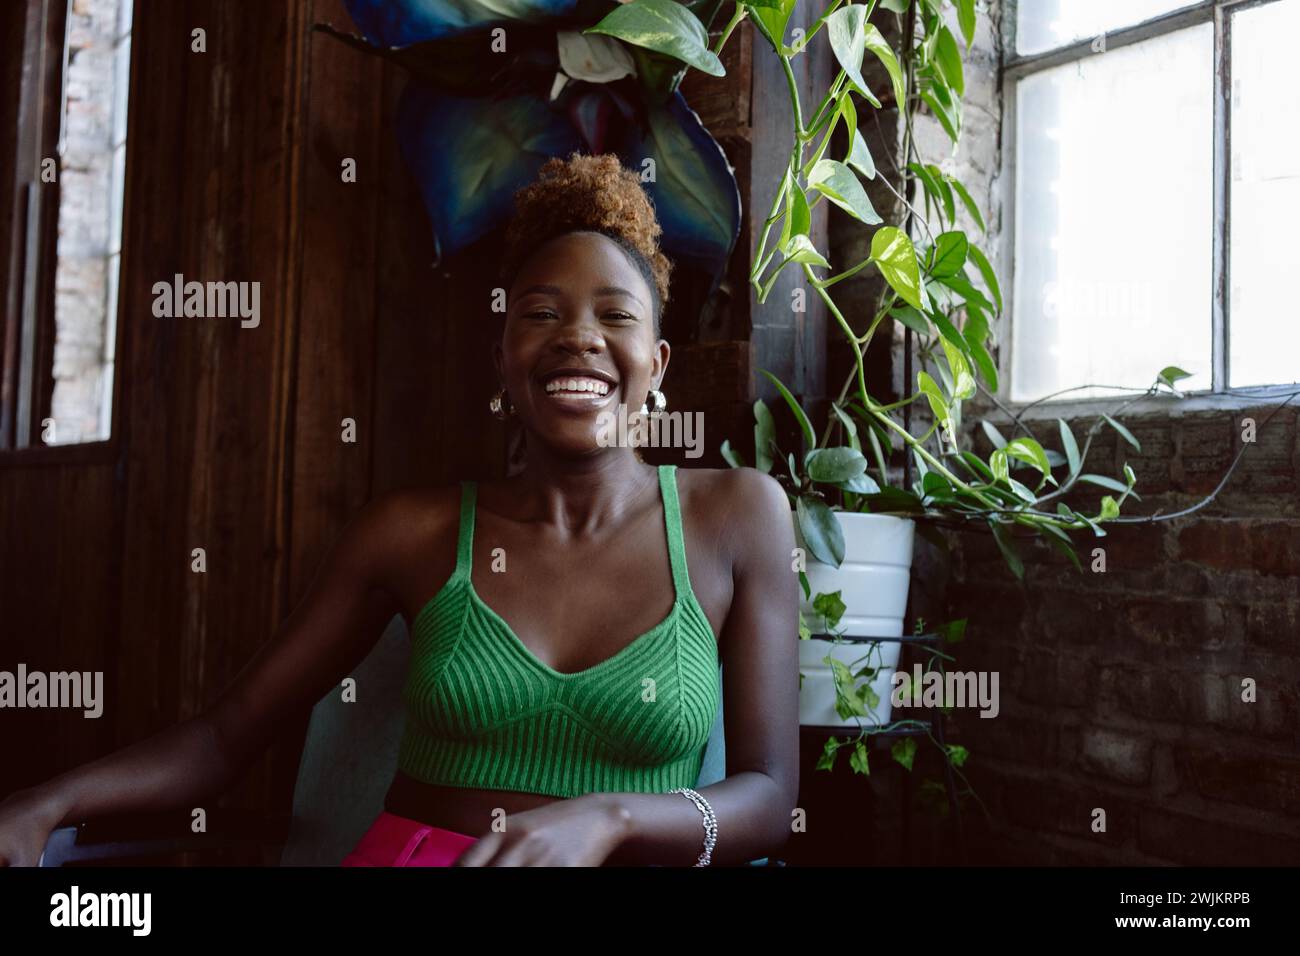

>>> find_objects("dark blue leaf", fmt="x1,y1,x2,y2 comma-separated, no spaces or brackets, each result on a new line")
344,0,582,48
396,84,584,263
616,91,741,297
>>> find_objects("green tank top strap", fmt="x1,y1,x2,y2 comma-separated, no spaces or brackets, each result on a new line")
657,464,693,601
454,480,477,578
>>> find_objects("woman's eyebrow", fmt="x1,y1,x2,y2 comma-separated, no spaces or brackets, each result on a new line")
516,283,646,308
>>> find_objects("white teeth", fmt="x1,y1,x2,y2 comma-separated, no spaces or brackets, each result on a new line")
544,376,612,396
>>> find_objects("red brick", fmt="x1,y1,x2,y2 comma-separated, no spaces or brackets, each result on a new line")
1176,519,1300,576
1056,655,1096,708
1122,596,1237,651
1246,597,1300,653
1078,726,1152,785
1174,749,1300,815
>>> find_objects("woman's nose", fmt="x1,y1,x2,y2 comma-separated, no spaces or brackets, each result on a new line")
549,313,605,353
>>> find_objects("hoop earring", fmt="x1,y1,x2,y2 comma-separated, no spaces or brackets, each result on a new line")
489,388,516,420
639,388,667,416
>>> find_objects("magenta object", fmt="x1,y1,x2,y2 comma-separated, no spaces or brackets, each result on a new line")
341,811,479,867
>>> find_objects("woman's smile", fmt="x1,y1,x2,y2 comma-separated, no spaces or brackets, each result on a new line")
536,366,619,414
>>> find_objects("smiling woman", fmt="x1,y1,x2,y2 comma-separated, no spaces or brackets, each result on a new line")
0,151,800,870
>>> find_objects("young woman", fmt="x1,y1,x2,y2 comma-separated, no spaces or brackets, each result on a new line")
0,152,801,867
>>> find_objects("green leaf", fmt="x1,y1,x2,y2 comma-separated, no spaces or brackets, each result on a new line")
989,447,1008,482
1158,365,1192,387
816,736,839,770
807,446,868,483
891,737,918,771
946,743,970,768
936,618,967,643
939,335,976,400
797,494,845,567
869,226,924,311
1078,473,1129,493
919,88,959,144
1058,419,1081,476
1040,524,1083,573
847,129,877,180
881,0,910,12
1102,413,1142,452
917,371,950,426
778,175,811,250
1004,436,1054,482
948,176,986,233
922,470,955,502
957,0,977,47
850,740,871,775
967,244,1002,314
753,399,775,474
980,419,1008,450
929,231,969,279
989,520,1025,580
840,473,881,494
586,0,725,76
968,338,999,392
827,4,882,107
812,589,847,628
761,369,816,450
926,163,956,223
862,22,906,107
908,162,943,216
830,401,860,451
782,233,831,269
934,25,964,96
890,305,930,336
937,273,994,314
1098,495,1121,521
746,0,797,51
719,438,745,468
807,159,882,224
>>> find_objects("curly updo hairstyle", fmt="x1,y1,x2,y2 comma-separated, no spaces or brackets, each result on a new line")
498,152,673,337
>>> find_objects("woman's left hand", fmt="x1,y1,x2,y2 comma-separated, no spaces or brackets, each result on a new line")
451,794,630,867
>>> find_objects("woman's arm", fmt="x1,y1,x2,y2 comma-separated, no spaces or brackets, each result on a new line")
1,490,424,860
605,468,801,865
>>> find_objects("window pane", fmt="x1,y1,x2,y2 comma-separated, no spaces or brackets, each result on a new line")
1229,0,1300,388
1012,23,1213,402
1017,0,1201,56
50,0,132,444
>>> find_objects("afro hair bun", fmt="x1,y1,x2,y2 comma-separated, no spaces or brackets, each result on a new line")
499,152,673,324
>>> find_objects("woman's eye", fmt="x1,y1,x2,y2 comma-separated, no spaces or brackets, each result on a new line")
605,311,636,322
525,310,558,320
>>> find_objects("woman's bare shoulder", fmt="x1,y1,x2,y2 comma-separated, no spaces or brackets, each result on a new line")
678,465,792,555
339,482,465,580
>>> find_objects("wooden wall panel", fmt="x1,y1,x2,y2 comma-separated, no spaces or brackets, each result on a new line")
0,0,793,865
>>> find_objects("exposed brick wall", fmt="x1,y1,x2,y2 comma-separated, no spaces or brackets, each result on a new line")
821,0,1299,865
948,402,1300,864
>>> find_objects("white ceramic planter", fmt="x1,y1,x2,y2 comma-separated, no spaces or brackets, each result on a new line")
794,511,916,727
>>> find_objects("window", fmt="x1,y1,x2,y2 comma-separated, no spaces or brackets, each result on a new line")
3,0,133,450
1003,0,1300,403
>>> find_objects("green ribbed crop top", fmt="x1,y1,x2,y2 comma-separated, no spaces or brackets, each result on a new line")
396,464,722,799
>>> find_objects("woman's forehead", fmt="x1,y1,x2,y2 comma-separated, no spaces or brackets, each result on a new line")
511,233,651,300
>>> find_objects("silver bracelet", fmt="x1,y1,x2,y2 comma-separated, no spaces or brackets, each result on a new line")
668,786,717,866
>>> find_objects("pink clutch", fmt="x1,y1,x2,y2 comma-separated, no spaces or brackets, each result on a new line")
341,811,479,867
